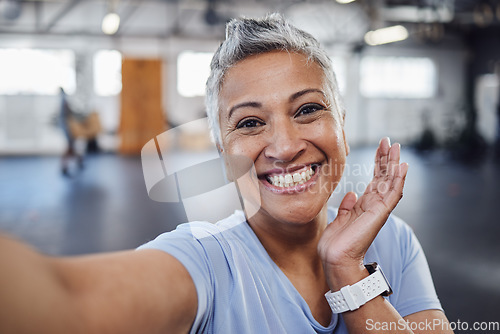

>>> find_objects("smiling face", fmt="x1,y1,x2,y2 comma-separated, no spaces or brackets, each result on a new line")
219,51,348,228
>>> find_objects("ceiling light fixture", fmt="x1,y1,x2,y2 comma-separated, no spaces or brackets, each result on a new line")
102,12,120,35
336,0,356,3
364,25,409,46
102,0,120,35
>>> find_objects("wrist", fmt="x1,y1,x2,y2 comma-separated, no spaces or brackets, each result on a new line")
324,262,368,291
324,262,393,314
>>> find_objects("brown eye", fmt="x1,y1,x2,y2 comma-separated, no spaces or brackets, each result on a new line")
236,118,264,129
296,103,324,117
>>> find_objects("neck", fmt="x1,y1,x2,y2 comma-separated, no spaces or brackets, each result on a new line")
247,206,329,274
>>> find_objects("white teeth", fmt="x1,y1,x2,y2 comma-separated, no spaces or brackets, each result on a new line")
278,175,284,187
267,165,316,188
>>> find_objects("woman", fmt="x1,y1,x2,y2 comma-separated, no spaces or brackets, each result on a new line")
0,14,451,334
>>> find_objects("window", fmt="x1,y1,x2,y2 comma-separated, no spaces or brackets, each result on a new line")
177,51,213,97
0,48,75,95
94,50,122,96
360,56,437,98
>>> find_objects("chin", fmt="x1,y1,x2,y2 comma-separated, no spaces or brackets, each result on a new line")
260,201,327,225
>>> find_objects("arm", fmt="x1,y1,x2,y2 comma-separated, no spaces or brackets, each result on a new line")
318,138,453,334
0,235,197,334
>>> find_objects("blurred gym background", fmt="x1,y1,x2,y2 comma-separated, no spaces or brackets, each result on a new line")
0,0,499,330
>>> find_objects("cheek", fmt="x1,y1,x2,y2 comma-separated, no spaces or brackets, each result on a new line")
307,120,347,183
308,118,346,158
223,135,264,161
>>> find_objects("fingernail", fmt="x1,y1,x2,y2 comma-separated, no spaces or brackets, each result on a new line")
379,137,390,145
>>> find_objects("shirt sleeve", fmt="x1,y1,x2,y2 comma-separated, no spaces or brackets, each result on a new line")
389,216,443,317
136,222,214,333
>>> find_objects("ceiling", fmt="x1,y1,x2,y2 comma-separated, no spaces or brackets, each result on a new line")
0,0,499,43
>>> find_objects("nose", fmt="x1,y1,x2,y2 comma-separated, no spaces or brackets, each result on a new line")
264,119,307,162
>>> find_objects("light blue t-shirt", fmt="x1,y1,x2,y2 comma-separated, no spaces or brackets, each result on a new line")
138,208,442,333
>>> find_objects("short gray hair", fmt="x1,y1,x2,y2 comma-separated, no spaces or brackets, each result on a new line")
205,13,345,147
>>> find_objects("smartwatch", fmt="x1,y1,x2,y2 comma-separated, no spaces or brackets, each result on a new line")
324,262,393,313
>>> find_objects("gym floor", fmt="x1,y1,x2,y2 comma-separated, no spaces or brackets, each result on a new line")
1,146,498,329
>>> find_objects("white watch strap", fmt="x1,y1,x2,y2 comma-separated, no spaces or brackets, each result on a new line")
325,270,388,313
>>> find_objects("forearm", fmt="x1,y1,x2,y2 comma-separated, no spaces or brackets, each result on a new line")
343,297,413,333
342,296,452,334
0,235,81,334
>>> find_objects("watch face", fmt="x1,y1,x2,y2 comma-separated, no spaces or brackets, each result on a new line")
379,267,393,297
364,262,378,274
365,262,393,296
382,287,393,297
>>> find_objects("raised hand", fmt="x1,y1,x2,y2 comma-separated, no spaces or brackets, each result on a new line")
318,137,408,286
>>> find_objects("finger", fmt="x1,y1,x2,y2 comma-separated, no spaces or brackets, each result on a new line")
374,145,381,177
387,143,401,177
384,162,409,206
400,162,409,177
388,143,400,164
383,137,391,149
371,138,394,195
373,138,384,177
379,153,405,200
338,191,358,214
374,137,390,177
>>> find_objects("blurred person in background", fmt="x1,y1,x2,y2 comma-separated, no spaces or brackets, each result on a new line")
58,87,102,176
59,87,83,176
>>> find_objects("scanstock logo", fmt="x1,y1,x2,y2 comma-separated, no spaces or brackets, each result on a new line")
141,118,261,224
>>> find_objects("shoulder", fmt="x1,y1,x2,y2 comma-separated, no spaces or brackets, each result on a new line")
377,214,416,248
137,210,251,269
137,210,253,332
140,210,247,244
371,212,418,267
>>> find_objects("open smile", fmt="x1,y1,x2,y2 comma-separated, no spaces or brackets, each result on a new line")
259,163,321,194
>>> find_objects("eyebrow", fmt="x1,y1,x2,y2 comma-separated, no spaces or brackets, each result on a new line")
289,88,326,102
228,101,262,120
227,88,326,120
